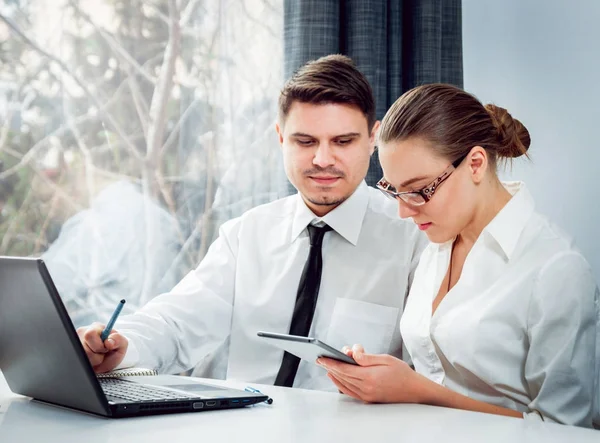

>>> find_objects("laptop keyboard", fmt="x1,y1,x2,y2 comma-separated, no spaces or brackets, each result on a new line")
100,378,199,402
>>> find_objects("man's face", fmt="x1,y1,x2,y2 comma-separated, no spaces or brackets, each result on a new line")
276,102,378,216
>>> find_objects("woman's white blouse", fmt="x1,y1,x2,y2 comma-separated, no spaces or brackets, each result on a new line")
400,182,599,427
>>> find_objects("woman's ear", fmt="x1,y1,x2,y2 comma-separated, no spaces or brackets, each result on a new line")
369,121,381,155
466,146,489,184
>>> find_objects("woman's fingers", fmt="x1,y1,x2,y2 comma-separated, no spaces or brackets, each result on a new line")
327,373,363,401
318,358,363,381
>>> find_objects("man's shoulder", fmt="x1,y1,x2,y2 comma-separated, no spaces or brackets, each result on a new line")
242,194,297,219
221,194,297,231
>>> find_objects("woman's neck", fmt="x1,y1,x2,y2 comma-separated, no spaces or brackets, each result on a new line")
458,180,513,247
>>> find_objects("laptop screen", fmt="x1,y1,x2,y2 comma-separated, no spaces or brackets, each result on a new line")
0,257,110,415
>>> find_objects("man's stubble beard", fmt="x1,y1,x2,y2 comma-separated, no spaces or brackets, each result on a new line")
305,194,349,207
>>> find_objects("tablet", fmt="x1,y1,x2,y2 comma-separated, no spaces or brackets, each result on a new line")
257,331,358,365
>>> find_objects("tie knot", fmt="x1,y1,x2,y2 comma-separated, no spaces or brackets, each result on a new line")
307,224,332,246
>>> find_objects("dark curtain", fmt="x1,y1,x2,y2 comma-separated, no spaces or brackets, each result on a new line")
284,0,463,186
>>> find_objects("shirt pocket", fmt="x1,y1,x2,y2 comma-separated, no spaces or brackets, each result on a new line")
325,298,400,355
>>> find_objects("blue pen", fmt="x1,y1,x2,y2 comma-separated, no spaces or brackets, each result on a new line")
100,299,126,342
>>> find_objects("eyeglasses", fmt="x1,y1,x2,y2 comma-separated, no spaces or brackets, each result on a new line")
376,155,466,206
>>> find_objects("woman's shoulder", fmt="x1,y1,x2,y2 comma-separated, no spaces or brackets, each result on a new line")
520,210,583,261
517,211,597,296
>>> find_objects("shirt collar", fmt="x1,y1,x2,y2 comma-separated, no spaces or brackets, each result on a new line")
290,181,370,246
483,181,535,260
433,181,535,260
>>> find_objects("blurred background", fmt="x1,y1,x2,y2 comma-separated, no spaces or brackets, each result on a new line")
0,0,287,326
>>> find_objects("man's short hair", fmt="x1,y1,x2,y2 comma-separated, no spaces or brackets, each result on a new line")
278,54,376,131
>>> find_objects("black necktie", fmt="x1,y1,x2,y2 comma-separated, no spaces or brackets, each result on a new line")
274,224,333,387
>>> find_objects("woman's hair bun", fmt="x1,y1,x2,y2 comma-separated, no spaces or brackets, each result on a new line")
485,104,531,158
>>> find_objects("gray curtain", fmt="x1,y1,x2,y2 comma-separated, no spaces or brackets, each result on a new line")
284,0,463,185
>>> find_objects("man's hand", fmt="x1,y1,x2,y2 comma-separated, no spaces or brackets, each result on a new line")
76,322,129,373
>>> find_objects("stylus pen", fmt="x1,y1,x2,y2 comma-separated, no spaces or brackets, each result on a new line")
245,386,274,405
100,299,126,342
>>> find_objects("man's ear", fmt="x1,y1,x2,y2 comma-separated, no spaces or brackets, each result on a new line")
467,146,489,184
275,122,284,146
369,121,381,155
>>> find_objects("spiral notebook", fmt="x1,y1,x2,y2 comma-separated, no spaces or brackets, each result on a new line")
96,367,158,378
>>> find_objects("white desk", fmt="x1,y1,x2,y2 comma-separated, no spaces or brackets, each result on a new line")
0,372,597,443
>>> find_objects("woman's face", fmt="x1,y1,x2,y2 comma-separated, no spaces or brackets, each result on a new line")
378,137,479,244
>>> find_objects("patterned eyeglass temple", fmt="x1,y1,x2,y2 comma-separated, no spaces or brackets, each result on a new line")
376,154,467,204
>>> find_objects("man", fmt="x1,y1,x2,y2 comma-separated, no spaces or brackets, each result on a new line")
78,54,426,391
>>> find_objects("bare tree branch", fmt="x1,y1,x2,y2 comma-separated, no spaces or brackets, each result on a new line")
0,130,61,180
169,210,204,269
11,3,33,26
0,129,103,216
68,0,158,84
0,59,155,181
146,0,180,165
111,52,165,137
265,0,281,15
65,110,96,207
34,189,61,253
0,145,26,161
92,132,145,155
159,95,200,156
0,77,127,181
128,75,150,139
92,167,142,184
0,96,16,156
180,0,202,27
141,0,181,301
32,167,84,212
13,233,49,247
153,167,195,267
145,0,201,39
0,185,34,254
240,0,279,39
195,0,224,262
0,13,144,162
0,61,46,155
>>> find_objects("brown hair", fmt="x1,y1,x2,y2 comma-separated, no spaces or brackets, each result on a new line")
378,83,530,166
278,54,376,131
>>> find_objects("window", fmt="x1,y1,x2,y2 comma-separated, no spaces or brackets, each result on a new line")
0,0,285,326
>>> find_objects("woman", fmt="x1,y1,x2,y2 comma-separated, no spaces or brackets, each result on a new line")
317,83,599,427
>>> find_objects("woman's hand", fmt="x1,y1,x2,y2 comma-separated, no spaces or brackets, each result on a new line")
318,344,425,403
320,344,524,420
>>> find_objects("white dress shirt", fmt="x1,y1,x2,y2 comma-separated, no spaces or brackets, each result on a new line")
401,182,600,427
117,182,426,391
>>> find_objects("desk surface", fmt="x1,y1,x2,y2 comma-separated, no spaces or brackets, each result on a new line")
0,372,597,443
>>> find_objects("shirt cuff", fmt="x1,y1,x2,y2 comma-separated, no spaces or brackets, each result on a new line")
114,335,140,369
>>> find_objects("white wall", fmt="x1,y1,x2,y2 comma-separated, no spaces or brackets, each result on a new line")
463,0,600,282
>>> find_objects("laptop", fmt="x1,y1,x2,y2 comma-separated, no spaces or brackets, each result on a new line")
0,257,268,417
